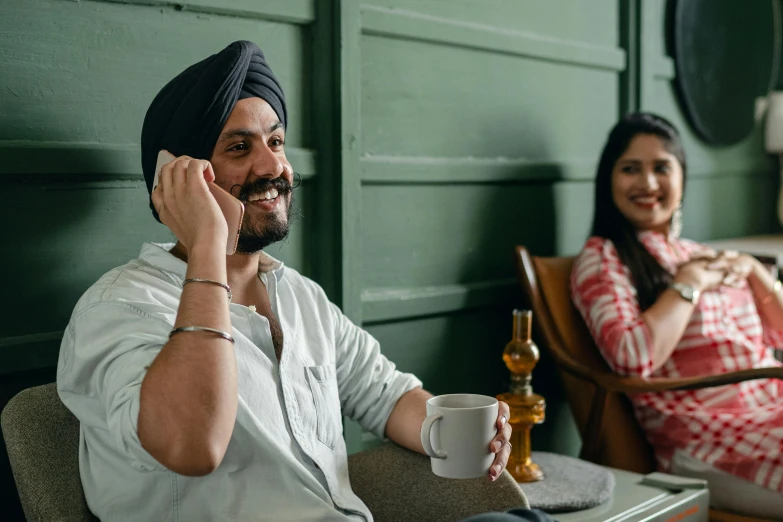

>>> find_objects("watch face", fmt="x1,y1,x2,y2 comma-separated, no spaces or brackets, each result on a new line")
672,283,697,303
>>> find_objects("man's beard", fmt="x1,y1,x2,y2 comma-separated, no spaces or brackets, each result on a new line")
233,176,296,254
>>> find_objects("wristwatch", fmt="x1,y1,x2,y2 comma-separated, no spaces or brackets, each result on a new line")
669,282,700,304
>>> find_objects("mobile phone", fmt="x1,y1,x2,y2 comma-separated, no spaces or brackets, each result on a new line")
152,150,245,255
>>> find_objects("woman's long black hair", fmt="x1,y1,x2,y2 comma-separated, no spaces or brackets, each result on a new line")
590,112,687,311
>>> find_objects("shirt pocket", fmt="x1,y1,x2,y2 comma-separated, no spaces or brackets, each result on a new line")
305,364,342,449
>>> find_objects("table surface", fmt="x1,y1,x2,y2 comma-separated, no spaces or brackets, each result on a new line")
705,234,783,265
525,467,709,522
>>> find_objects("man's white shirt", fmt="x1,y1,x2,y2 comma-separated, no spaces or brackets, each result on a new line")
57,242,422,522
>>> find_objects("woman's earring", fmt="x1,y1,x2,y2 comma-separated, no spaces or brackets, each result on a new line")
671,204,683,240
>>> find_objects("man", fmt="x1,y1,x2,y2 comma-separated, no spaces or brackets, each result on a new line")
57,41,538,522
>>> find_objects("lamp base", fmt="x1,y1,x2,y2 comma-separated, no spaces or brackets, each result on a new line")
509,459,544,483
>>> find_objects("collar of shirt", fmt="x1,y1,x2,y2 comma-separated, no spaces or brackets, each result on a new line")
637,230,689,268
137,242,286,284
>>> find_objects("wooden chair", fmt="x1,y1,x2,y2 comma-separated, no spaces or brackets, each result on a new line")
514,245,783,522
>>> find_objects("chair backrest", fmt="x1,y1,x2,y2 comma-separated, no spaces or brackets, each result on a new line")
1,383,96,522
514,246,656,474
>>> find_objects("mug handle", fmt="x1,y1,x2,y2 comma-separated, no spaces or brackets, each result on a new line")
420,413,447,459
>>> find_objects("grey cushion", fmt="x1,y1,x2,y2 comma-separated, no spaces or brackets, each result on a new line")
0,383,96,522
519,451,614,513
2,384,529,522
348,442,529,522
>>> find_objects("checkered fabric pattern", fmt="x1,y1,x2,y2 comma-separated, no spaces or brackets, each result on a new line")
571,231,783,493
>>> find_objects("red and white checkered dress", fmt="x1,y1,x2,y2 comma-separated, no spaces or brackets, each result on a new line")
571,231,783,493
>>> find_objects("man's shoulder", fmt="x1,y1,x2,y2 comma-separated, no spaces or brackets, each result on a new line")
279,265,320,292
279,267,340,313
72,257,179,319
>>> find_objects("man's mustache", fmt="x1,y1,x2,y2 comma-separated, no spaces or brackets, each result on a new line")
232,176,294,202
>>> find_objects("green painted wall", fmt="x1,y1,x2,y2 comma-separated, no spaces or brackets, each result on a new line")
0,0,778,518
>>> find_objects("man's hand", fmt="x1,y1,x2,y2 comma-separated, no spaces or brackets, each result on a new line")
488,401,512,481
386,390,513,481
385,387,433,454
151,155,228,251
141,155,237,476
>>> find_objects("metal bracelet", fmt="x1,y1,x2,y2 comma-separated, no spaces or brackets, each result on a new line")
183,278,232,302
169,326,235,343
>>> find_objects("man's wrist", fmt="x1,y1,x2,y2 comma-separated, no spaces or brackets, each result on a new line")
186,241,228,279
191,230,227,253
189,238,225,259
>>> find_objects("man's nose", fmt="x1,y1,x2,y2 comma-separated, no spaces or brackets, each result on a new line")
250,145,287,180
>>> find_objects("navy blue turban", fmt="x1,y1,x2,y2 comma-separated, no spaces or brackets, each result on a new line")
140,40,287,221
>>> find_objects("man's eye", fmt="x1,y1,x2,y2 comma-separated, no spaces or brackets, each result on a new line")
621,166,636,174
270,137,284,147
227,142,248,152
655,164,670,174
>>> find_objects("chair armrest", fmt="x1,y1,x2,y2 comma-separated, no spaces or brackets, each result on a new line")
515,246,783,396
347,442,529,522
539,311,783,394
592,366,783,394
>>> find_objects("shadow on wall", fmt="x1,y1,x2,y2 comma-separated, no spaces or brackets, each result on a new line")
0,104,170,521
433,130,582,456
0,115,101,521
448,178,581,457
437,179,557,390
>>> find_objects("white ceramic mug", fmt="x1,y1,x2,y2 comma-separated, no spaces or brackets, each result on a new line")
420,394,498,479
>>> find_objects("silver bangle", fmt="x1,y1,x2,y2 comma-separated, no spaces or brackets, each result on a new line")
183,278,232,302
169,326,235,343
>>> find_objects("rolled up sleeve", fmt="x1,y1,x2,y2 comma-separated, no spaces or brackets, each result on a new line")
57,303,170,471
329,303,422,439
761,323,783,351
571,239,655,378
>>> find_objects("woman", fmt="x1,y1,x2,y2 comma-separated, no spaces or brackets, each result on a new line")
571,112,783,519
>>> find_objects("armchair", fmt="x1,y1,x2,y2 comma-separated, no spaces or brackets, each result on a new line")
1,383,527,522
514,246,783,522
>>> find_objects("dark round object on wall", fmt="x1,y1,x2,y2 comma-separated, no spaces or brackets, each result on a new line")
673,0,779,145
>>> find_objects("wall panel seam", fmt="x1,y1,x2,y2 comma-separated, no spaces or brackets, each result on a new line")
0,142,317,179
359,155,772,183
0,331,63,376
360,4,626,72
87,0,316,24
361,278,517,323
